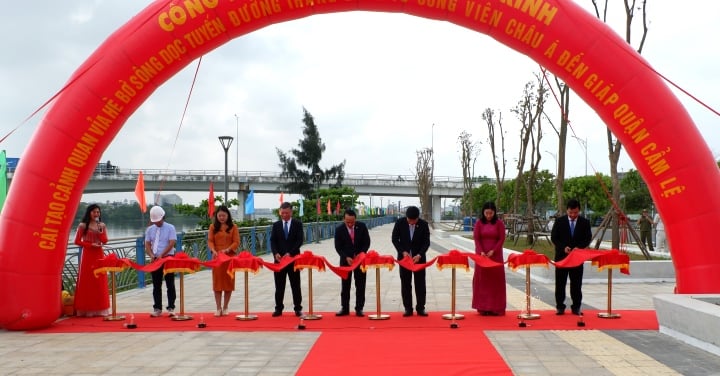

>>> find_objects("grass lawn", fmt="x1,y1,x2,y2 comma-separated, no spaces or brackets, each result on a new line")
462,235,666,261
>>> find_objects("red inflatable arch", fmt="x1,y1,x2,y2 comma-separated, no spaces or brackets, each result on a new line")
1,0,718,330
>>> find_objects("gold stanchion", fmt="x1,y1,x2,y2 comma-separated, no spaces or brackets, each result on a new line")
598,268,621,319
302,269,322,320
172,273,192,321
236,271,258,321
517,264,540,320
368,266,390,320
103,271,125,321
442,268,464,321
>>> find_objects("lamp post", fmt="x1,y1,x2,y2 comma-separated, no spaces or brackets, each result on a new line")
234,114,239,178
572,135,589,216
572,135,588,177
314,172,321,243
218,136,234,204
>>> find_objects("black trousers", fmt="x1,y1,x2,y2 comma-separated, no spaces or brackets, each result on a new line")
340,267,366,311
399,267,426,311
151,267,176,310
274,263,302,312
555,265,583,311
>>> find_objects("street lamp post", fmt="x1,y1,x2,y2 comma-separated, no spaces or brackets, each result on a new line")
218,136,234,204
572,135,589,215
234,114,239,178
315,172,321,243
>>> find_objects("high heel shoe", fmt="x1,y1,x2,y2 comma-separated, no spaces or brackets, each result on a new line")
214,309,222,317
221,308,229,316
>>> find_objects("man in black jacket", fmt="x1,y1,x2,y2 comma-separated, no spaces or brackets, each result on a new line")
270,202,304,317
334,209,371,317
550,199,592,315
391,206,431,317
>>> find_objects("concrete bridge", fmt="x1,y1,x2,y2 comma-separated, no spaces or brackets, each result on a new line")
8,168,483,221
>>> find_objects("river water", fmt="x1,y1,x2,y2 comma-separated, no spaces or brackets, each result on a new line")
68,217,204,242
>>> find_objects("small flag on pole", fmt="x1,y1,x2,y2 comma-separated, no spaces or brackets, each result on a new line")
134,171,147,213
336,200,341,215
245,190,255,215
279,191,284,205
208,182,215,218
327,198,331,215
298,199,304,217
316,198,321,215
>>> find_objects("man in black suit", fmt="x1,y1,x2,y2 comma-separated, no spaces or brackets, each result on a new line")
550,199,592,315
334,208,371,317
391,206,431,317
270,202,304,317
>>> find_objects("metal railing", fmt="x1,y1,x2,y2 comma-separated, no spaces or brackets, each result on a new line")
62,216,397,294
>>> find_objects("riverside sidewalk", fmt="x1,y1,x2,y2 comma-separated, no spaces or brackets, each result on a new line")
1,223,719,375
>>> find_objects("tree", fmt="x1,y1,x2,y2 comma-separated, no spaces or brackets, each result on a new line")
545,79,570,215
510,73,548,226
591,0,649,249
415,147,433,224
619,169,652,213
458,131,480,217
563,175,613,217
482,108,507,204
276,108,346,197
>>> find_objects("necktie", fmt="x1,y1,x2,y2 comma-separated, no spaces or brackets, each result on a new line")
410,224,415,240
570,220,576,236
152,226,160,255
283,221,289,239
349,227,355,244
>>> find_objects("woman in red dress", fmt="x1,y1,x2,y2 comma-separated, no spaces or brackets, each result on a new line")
73,204,110,317
207,205,240,316
472,201,507,316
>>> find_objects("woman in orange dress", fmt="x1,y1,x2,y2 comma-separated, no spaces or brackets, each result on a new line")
207,205,240,316
73,204,110,317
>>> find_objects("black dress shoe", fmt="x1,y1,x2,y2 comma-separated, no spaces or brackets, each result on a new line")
571,309,582,316
556,309,565,315
416,310,429,317
335,309,350,316
295,310,303,317
402,310,413,317
272,310,282,317
355,310,364,317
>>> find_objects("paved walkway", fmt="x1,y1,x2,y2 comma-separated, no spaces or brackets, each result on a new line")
2,223,719,375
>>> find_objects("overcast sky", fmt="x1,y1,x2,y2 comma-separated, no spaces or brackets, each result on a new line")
1,1,718,209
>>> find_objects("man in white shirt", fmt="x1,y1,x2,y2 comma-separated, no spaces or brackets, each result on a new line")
144,206,177,317
653,212,668,253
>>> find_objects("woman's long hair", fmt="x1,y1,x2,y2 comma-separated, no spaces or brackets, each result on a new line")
212,205,235,234
81,204,101,235
479,202,498,224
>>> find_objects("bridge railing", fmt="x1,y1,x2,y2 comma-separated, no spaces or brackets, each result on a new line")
62,216,397,294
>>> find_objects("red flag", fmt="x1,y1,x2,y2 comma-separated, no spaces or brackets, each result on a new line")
327,198,331,215
316,198,321,215
279,192,284,205
208,182,215,218
134,171,146,213
336,200,341,215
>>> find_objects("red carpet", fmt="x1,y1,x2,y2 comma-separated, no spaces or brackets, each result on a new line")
297,330,513,376
33,309,658,333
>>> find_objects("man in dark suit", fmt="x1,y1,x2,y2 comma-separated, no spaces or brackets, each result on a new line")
550,198,592,315
270,202,304,317
334,208,371,317
391,206,431,317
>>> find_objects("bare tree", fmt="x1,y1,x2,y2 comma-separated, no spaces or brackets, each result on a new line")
415,147,434,224
545,79,570,215
591,0,649,249
511,72,549,239
482,108,507,205
458,131,480,217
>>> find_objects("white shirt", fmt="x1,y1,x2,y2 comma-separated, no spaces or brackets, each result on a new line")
653,214,664,231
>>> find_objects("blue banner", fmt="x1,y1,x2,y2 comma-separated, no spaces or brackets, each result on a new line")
244,190,255,215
